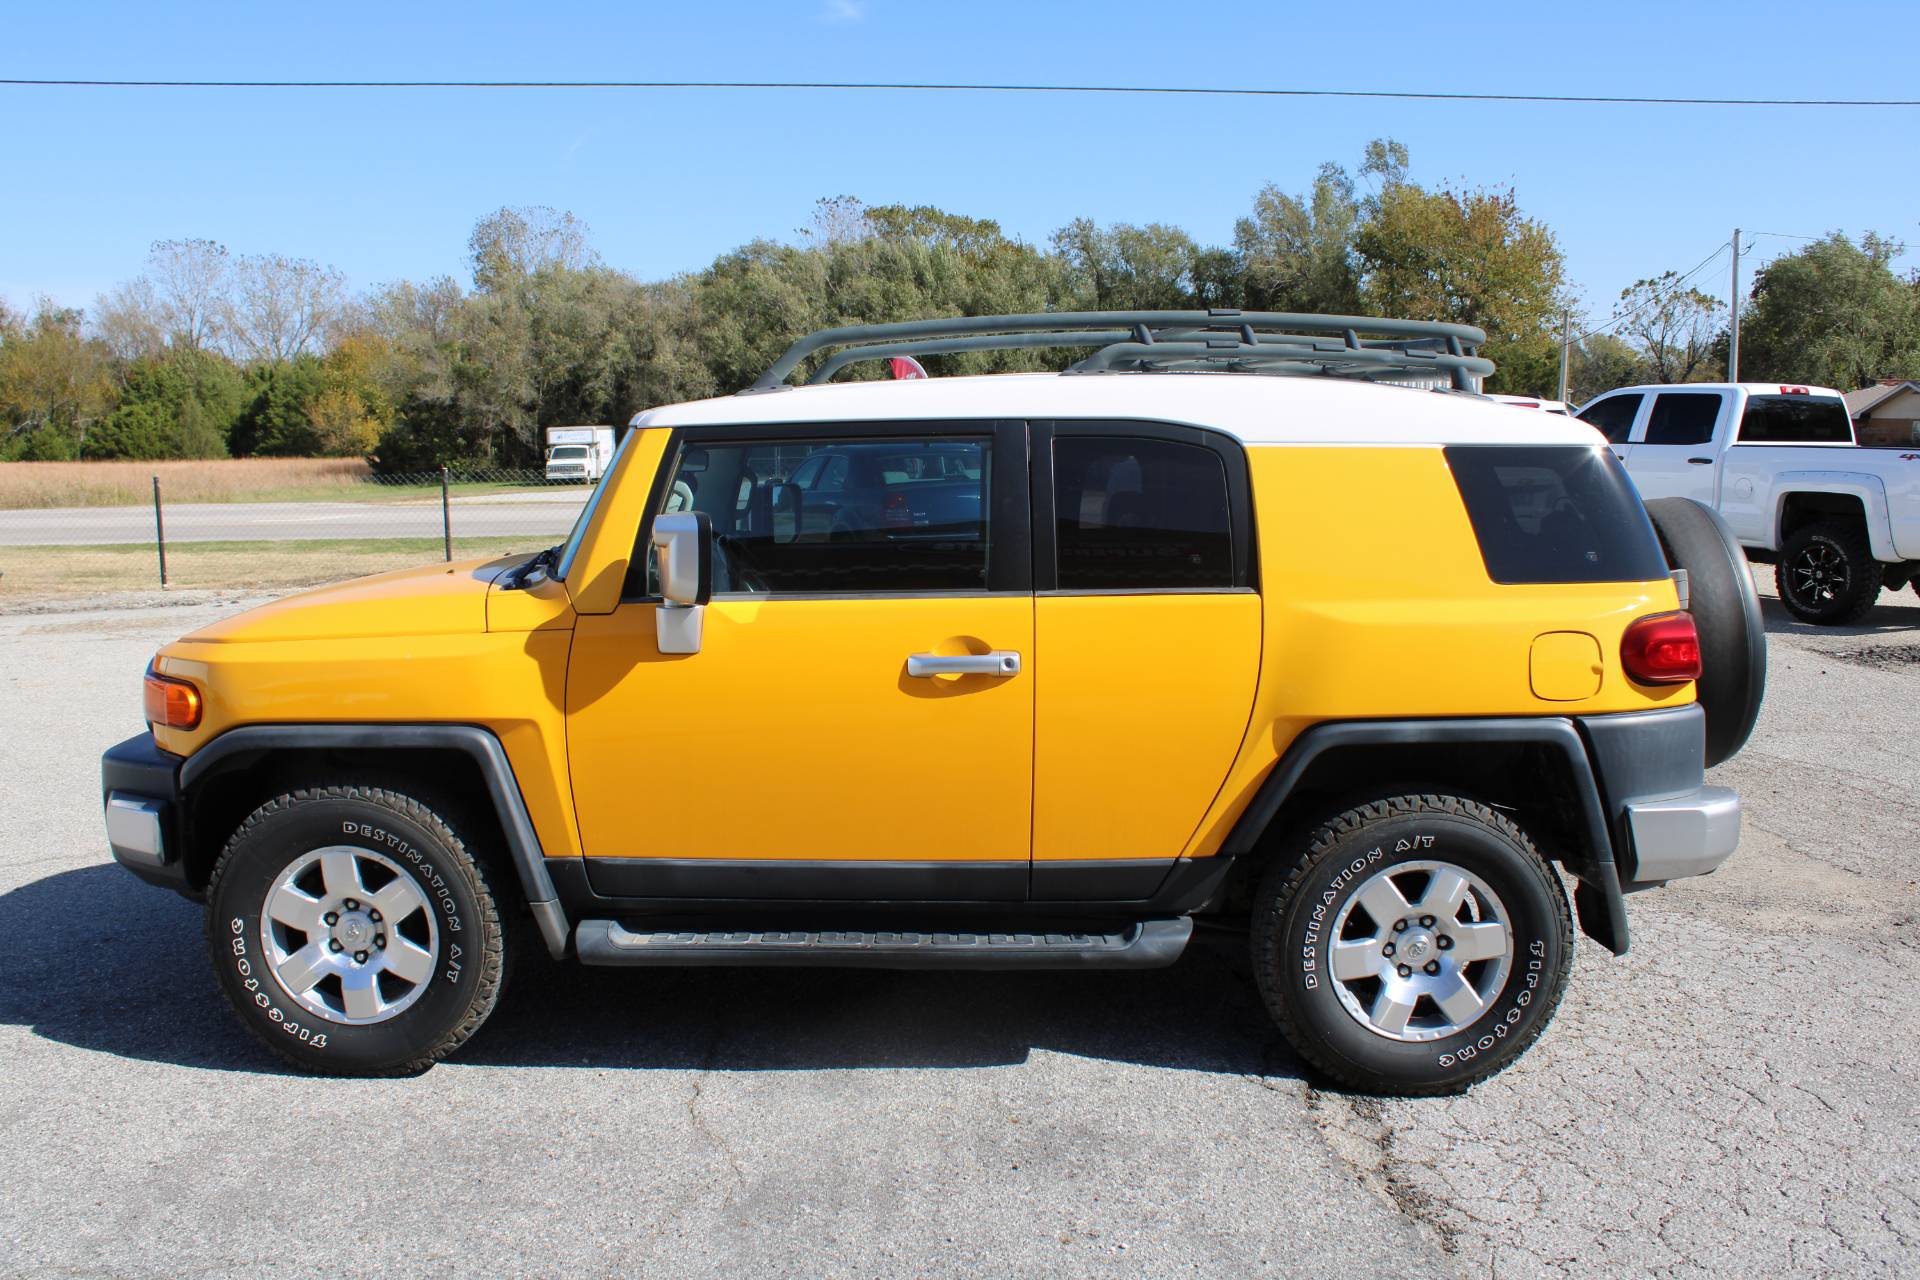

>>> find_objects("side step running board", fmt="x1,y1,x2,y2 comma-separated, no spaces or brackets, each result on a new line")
574,918,1193,970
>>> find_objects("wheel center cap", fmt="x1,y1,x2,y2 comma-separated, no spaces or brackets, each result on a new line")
336,913,373,948
1402,933,1434,963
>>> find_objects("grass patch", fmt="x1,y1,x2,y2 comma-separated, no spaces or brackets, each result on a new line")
0,537,542,594
0,458,568,508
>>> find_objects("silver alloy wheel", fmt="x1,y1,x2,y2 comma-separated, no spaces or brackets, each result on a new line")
1327,860,1513,1042
261,845,439,1026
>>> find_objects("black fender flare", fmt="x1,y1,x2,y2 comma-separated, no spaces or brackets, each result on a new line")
179,724,569,959
1215,717,1631,955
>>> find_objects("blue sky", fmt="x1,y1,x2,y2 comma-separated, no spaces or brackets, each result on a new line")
3,0,1915,332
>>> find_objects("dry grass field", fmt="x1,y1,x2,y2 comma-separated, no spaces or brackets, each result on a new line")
0,458,377,509
0,536,534,595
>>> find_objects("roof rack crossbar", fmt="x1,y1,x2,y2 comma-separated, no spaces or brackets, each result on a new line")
749,310,1488,392
1066,340,1495,386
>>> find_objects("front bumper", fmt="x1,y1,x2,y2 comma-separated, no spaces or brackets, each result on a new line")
101,732,191,895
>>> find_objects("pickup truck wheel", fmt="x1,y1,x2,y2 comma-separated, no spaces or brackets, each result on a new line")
204,786,507,1076
1644,497,1767,766
1776,521,1883,626
1250,795,1573,1096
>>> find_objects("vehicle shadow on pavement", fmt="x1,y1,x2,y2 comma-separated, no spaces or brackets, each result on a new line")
0,867,1306,1081
1755,582,1920,637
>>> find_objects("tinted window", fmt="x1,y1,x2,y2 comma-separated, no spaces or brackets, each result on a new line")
1446,445,1671,585
1643,393,1722,446
1053,437,1232,589
1738,395,1853,444
1576,394,1642,444
655,436,990,594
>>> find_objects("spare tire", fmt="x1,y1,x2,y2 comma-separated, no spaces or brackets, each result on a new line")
1643,498,1766,767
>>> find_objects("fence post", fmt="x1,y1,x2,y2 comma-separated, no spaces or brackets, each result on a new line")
441,466,452,562
151,475,169,587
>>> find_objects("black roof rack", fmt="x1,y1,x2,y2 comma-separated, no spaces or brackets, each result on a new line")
745,310,1492,394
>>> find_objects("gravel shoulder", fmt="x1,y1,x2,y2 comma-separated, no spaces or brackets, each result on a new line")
0,577,1915,1276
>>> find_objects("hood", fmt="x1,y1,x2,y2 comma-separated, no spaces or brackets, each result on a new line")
181,556,523,644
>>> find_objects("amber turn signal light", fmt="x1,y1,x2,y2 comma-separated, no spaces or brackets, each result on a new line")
143,670,203,729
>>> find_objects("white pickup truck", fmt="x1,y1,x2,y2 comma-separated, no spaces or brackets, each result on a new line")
1576,382,1920,624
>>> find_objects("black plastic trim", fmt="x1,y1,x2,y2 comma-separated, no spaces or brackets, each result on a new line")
1575,704,1709,889
582,856,1029,902
1030,858,1177,901
176,724,569,959
101,732,191,895
1220,716,1630,955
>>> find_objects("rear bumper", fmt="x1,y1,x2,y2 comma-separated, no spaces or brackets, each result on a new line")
1578,704,1741,886
101,732,191,895
1624,786,1741,882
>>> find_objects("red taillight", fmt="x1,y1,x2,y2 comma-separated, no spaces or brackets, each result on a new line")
1621,612,1702,685
143,669,202,729
1780,385,1810,395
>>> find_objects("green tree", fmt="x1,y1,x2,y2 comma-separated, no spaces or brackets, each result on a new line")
84,347,244,459
233,356,328,456
0,301,115,459
1234,162,1362,314
1566,333,1647,405
1051,218,1208,311
1738,232,1920,388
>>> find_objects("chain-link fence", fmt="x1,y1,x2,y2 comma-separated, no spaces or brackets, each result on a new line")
0,467,597,598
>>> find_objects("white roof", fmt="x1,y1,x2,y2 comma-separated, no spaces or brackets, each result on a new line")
1597,382,1847,399
635,372,1606,448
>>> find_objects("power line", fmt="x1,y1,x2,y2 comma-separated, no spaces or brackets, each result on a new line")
1577,242,1730,345
1,77,1918,107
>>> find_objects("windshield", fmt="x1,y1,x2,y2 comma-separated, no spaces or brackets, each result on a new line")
553,430,632,581
550,445,590,459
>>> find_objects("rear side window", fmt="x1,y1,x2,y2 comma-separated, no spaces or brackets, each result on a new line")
1576,394,1642,444
1738,395,1853,444
1446,445,1671,584
1644,392,1722,446
1053,436,1233,589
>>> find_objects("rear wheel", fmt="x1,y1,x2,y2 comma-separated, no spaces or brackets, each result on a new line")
1776,521,1882,625
1250,794,1573,1095
204,785,508,1076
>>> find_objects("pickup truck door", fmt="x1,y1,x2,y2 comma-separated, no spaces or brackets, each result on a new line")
1623,390,1726,503
1028,424,1261,894
564,422,1035,901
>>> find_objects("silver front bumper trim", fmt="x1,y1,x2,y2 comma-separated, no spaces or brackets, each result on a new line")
1625,785,1740,883
105,791,169,869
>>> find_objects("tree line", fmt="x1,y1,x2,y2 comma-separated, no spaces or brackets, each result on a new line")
3,139,1917,470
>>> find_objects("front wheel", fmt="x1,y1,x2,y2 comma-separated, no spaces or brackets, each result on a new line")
1250,794,1573,1095
204,786,508,1075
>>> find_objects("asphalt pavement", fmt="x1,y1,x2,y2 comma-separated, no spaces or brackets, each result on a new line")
0,489,588,546
0,576,1915,1277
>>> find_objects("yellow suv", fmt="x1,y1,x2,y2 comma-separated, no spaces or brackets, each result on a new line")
100,312,1764,1095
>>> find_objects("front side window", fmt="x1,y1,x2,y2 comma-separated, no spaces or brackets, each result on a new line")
1643,392,1722,446
1052,436,1233,589
1576,393,1643,444
654,435,991,595
1738,395,1853,444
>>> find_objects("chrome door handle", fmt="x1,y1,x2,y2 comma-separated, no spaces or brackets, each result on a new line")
907,651,1021,677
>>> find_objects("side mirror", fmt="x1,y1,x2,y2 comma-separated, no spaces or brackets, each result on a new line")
651,512,711,653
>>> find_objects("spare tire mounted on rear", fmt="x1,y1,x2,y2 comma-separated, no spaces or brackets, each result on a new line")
1642,497,1766,767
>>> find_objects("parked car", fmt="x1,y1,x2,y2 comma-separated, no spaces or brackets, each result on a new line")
102,311,1763,1096
1577,383,1920,624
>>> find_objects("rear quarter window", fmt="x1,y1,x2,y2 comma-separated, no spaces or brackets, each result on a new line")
1446,445,1671,584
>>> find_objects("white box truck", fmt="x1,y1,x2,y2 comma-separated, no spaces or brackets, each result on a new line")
545,425,616,483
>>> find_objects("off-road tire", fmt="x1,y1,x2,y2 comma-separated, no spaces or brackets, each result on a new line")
1644,497,1766,766
1250,795,1573,1096
204,786,508,1076
1776,520,1883,626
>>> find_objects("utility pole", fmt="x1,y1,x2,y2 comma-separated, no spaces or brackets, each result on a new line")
1729,228,1741,383
1557,308,1572,403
